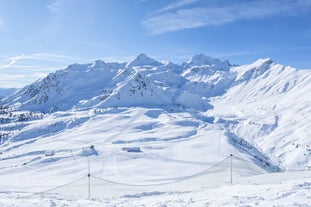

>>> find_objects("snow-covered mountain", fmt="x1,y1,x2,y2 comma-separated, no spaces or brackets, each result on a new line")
126,53,162,68
0,54,310,204
182,54,231,70
208,58,311,170
2,54,311,170
4,54,222,112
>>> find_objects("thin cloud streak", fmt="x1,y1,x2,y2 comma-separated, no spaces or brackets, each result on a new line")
143,0,311,34
0,74,38,88
155,0,200,14
0,52,83,88
0,53,82,70
47,0,62,16
134,0,148,5
0,19,4,30
102,56,134,63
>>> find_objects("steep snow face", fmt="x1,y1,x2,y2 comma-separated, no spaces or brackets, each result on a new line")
78,69,174,109
181,66,236,98
233,58,275,82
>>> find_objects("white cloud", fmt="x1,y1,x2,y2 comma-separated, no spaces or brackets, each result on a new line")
0,73,38,88
0,53,81,70
102,55,134,63
47,0,65,23
0,55,27,70
142,0,311,34
134,0,148,5
0,19,4,30
47,0,62,15
155,0,201,14
0,53,83,88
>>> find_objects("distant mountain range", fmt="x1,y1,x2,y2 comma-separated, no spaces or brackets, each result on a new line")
2,54,240,112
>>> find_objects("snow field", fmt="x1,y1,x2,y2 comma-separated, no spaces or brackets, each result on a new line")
0,107,272,199
0,170,310,206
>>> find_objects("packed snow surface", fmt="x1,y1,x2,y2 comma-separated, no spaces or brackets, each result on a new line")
0,54,310,205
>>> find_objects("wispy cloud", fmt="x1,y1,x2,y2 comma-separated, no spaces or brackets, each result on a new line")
47,0,62,16
46,0,66,24
0,19,4,30
0,73,42,88
134,0,148,5
101,55,134,63
0,53,82,88
142,0,311,34
0,53,80,70
155,0,201,13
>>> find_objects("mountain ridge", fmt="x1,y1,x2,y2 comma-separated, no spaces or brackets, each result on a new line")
3,54,232,112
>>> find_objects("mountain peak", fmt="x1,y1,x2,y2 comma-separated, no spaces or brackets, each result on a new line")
184,54,231,70
251,58,274,67
90,60,106,68
233,57,276,82
126,53,162,68
188,54,215,65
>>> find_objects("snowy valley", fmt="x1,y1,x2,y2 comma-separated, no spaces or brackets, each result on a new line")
0,54,310,206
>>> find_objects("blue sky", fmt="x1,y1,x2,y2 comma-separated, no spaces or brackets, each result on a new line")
0,0,310,88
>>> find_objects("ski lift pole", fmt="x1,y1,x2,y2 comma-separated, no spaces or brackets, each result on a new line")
230,154,233,184
88,159,91,199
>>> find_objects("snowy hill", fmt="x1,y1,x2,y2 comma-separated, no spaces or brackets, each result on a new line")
0,54,310,205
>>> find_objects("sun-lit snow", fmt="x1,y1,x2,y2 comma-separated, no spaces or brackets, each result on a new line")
0,54,310,206
208,60,311,170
